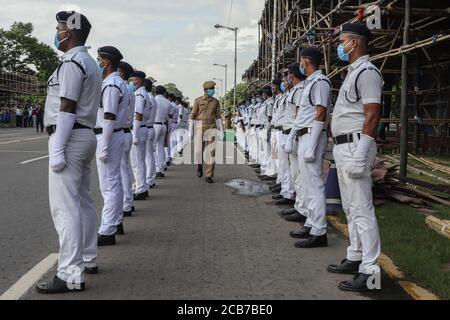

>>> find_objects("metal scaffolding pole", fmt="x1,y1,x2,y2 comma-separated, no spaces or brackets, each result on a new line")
400,0,411,178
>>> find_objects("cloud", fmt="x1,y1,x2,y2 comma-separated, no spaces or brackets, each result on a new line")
0,0,266,103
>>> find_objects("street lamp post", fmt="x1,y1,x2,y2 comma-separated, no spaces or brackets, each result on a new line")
214,24,238,113
213,63,227,104
213,77,223,108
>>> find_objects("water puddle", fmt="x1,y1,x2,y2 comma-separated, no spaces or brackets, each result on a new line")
224,179,271,197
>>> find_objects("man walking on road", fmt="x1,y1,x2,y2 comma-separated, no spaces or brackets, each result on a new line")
190,81,224,184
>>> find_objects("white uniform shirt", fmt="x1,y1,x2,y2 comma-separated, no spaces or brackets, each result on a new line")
283,82,304,131
146,93,158,126
44,46,101,128
168,102,178,125
294,70,331,129
331,55,383,137
272,93,288,128
154,95,171,123
124,83,135,128
134,86,150,124
252,102,264,126
179,106,190,124
96,71,129,129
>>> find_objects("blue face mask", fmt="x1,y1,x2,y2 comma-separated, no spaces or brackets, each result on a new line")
280,83,286,93
53,30,68,50
207,89,215,97
129,82,138,92
251,99,257,105
337,41,353,62
256,97,262,103
299,63,306,76
97,60,105,76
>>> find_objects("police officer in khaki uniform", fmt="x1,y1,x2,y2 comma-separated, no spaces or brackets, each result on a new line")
189,81,224,183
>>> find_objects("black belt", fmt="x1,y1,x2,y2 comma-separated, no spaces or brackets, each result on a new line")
282,128,291,135
123,128,131,133
333,133,361,145
255,125,264,129
274,126,283,131
296,127,327,138
46,122,91,137
154,122,166,125
93,128,124,135
250,124,255,128
147,125,154,129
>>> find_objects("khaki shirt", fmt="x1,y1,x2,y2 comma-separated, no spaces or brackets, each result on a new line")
191,95,221,124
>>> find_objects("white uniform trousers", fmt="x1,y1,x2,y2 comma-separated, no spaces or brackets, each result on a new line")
154,124,168,173
297,133,328,236
169,123,179,159
279,133,295,200
333,135,381,275
97,131,125,236
48,129,97,284
244,130,249,152
121,132,133,212
131,127,148,194
145,127,156,188
265,129,277,177
176,125,188,152
249,127,258,163
236,126,245,150
257,128,268,172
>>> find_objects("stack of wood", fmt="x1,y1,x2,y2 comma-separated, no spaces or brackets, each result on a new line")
425,216,450,240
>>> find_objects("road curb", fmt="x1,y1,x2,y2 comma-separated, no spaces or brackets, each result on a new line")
327,216,440,300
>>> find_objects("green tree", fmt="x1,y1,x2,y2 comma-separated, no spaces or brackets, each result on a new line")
164,83,185,99
0,22,59,81
223,83,249,111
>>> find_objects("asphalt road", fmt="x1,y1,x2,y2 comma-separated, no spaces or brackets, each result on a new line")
0,128,409,300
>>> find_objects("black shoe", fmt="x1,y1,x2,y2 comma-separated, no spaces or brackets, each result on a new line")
290,226,312,239
164,167,168,171
261,176,276,181
249,164,260,169
144,191,149,197
275,198,295,206
134,192,147,201
36,275,85,294
295,234,328,248
156,172,165,178
197,166,203,178
116,223,124,236
205,177,214,184
327,259,362,275
167,161,171,167
97,234,116,247
131,206,135,212
255,169,262,174
85,266,99,275
271,187,282,193
179,152,183,157
338,273,375,292
284,212,307,223
279,208,297,217
272,194,283,200
257,174,266,179
123,210,133,218
269,183,281,189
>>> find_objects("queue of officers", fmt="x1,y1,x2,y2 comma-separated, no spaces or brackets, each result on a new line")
35,11,219,294
234,22,384,292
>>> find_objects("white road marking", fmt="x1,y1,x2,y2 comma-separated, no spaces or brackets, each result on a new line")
0,137,47,145
0,253,58,300
20,155,49,165
0,150,47,154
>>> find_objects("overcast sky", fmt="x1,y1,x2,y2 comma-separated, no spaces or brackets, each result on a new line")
0,0,265,102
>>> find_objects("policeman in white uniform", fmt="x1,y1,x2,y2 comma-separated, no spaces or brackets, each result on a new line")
248,92,262,167
154,86,171,178
118,62,135,217
37,11,100,294
144,79,157,190
278,64,305,208
256,86,274,180
327,23,383,292
166,94,177,165
274,73,298,215
176,100,190,154
267,80,283,188
129,71,149,200
170,96,183,158
95,46,128,246
289,47,331,249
